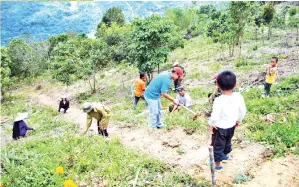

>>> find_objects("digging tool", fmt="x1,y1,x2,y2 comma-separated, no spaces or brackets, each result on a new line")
178,103,200,120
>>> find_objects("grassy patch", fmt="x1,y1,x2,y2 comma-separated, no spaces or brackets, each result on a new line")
233,172,252,184
1,95,208,187
243,76,299,157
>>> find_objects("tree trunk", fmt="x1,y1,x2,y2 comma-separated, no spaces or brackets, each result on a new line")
158,63,160,74
93,73,96,94
239,42,242,58
296,27,299,42
232,43,235,57
285,31,289,47
255,27,258,41
92,63,96,94
267,26,271,40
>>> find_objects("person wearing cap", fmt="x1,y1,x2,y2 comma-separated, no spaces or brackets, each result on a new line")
144,68,184,129
58,96,70,113
208,74,222,103
133,72,147,109
12,113,34,140
173,61,186,91
169,86,192,112
82,102,111,137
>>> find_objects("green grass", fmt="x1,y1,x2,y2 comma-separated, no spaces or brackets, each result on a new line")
233,172,252,184
243,76,299,157
1,94,208,187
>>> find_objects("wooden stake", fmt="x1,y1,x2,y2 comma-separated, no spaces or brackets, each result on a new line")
209,146,216,187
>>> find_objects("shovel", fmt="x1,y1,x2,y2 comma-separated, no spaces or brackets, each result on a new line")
178,103,200,120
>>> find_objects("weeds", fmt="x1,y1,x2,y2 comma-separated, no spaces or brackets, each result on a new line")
1,94,208,187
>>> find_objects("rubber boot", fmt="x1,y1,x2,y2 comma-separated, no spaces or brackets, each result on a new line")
103,129,109,137
98,126,104,136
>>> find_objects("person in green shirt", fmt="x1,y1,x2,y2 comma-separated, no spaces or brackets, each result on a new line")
82,102,111,137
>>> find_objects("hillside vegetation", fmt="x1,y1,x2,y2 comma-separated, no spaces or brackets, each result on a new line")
1,2,299,187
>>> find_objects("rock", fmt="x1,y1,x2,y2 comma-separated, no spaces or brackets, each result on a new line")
162,139,181,148
265,114,276,123
290,147,296,151
183,128,195,135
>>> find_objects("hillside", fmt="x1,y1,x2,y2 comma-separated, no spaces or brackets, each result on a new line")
1,2,299,187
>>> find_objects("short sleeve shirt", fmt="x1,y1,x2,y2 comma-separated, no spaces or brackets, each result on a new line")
134,79,146,97
144,72,172,100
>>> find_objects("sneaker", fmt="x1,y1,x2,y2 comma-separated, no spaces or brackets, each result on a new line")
222,155,229,161
215,165,223,170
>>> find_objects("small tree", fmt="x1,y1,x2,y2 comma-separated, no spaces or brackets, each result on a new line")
130,15,173,82
99,7,125,27
262,3,276,40
289,6,299,41
88,39,111,93
227,1,252,56
7,39,35,77
0,48,12,100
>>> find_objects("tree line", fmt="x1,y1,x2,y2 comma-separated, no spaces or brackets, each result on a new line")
1,2,298,98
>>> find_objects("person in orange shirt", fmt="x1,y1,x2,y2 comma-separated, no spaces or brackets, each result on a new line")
133,72,147,109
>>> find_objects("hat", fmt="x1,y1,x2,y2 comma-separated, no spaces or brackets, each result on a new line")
62,95,67,99
173,67,184,80
177,86,185,92
212,74,218,81
173,61,179,67
14,112,28,122
82,102,93,113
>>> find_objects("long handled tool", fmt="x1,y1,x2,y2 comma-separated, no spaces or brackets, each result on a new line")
178,103,200,120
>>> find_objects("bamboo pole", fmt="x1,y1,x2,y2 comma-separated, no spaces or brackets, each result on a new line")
209,146,217,187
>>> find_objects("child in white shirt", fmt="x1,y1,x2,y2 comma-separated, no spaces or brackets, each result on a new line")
208,70,247,170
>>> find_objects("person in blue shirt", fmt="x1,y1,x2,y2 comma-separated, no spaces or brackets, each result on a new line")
144,67,184,130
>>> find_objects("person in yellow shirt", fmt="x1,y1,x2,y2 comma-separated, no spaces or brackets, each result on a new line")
133,72,147,109
264,57,278,97
82,102,111,137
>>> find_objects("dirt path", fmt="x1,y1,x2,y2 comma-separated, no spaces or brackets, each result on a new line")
31,92,276,186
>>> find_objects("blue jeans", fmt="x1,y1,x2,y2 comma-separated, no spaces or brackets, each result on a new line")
144,96,164,128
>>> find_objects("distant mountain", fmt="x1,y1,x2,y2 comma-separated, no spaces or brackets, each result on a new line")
1,1,224,46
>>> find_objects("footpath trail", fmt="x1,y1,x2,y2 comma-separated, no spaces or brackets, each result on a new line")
30,92,299,186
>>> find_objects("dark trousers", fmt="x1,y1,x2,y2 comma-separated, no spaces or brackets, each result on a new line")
174,79,181,90
97,121,108,137
133,95,147,109
264,82,272,96
211,126,235,162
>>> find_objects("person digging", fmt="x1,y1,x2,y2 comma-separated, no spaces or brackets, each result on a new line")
82,102,111,137
144,67,184,130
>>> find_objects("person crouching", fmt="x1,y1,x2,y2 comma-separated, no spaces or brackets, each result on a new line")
82,102,111,137
58,96,70,113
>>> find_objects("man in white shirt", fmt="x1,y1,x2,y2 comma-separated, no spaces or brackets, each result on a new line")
169,86,192,112
208,70,247,170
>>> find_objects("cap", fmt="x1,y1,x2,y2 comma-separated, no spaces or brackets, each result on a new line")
177,86,185,92
212,74,218,81
173,61,179,67
173,67,184,80
82,102,93,113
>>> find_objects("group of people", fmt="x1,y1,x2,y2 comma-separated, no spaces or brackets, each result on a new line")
12,57,279,171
